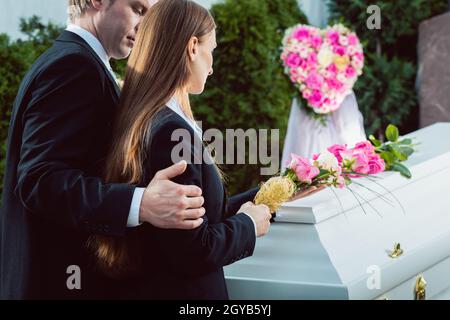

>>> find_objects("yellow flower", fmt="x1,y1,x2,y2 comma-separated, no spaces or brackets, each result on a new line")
334,56,350,71
254,176,296,213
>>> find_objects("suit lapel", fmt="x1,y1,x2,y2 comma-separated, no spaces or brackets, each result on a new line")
56,31,121,99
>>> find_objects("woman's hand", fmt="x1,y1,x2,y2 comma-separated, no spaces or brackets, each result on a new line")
287,185,326,202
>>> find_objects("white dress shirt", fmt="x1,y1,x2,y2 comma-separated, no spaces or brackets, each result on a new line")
167,97,257,236
66,24,142,227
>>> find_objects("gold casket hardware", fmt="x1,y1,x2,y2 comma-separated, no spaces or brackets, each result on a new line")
414,276,427,300
389,243,404,258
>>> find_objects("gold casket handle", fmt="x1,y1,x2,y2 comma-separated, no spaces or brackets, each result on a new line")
414,275,427,300
389,243,404,258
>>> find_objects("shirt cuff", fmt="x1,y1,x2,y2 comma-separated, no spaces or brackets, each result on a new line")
127,188,145,227
241,212,258,237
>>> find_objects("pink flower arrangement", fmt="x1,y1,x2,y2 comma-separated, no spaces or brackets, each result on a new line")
281,24,364,115
285,140,385,190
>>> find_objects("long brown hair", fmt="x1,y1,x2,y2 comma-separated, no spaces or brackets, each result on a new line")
88,0,216,278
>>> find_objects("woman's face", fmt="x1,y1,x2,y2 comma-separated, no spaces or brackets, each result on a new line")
186,29,217,94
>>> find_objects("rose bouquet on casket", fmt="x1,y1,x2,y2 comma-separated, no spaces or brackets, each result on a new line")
255,125,415,213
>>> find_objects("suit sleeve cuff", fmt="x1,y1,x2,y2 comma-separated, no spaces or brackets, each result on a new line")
127,187,145,227
241,212,257,237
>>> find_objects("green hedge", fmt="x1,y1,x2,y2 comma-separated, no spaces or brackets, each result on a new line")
192,0,307,194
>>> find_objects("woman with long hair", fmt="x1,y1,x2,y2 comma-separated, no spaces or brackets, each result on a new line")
88,0,273,299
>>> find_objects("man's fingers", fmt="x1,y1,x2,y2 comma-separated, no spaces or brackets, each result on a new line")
182,208,206,220
154,160,187,181
178,184,202,197
177,218,204,230
184,196,205,209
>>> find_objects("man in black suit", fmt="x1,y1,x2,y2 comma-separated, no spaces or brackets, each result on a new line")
0,0,206,299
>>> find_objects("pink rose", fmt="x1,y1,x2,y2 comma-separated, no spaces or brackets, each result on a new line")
299,58,309,70
341,149,370,177
311,36,323,49
294,27,310,41
354,141,376,154
334,46,346,56
326,63,338,75
348,34,358,46
352,152,370,175
309,90,323,107
326,78,344,91
327,31,340,45
327,144,348,163
290,154,320,184
285,53,302,68
302,89,312,99
367,154,385,174
345,66,356,78
354,52,364,61
307,52,318,65
306,72,324,90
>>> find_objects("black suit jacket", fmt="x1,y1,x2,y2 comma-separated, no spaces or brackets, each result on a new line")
117,108,258,300
0,31,135,299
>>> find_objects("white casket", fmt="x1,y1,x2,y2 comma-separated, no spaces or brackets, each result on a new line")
225,123,450,300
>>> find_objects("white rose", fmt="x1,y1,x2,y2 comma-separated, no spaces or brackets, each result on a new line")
318,47,333,68
347,46,356,55
339,36,349,46
337,73,346,83
317,150,340,171
300,48,309,59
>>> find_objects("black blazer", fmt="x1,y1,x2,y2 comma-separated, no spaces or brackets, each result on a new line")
0,31,135,299
117,108,258,300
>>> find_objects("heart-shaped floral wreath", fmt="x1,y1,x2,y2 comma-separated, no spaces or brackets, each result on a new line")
281,24,364,116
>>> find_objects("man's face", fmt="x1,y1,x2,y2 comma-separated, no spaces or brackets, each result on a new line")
96,0,156,59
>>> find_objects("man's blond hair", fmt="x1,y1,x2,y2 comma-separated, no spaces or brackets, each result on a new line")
67,0,91,22
67,0,115,22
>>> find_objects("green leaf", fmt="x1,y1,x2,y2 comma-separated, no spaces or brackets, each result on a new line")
398,138,412,145
380,151,395,165
390,162,412,179
369,135,382,147
398,146,414,157
386,124,399,143
390,145,408,161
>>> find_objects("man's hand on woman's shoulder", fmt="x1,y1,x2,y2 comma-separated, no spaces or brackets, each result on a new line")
139,160,206,229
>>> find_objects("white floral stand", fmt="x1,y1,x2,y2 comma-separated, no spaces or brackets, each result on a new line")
281,91,366,170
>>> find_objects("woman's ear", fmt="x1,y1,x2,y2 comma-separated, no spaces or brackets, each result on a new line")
187,36,199,62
